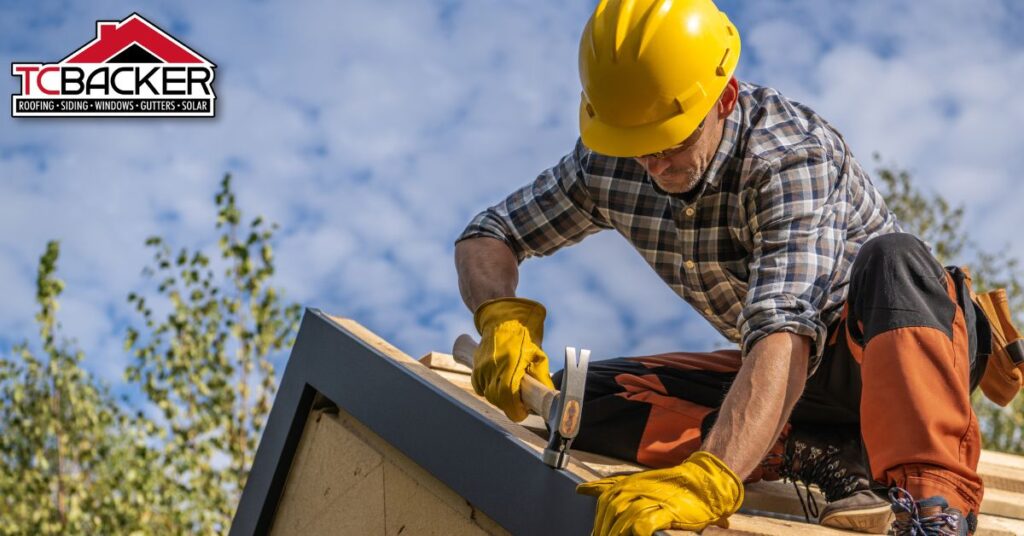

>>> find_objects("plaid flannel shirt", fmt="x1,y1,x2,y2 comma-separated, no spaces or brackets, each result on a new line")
456,82,901,371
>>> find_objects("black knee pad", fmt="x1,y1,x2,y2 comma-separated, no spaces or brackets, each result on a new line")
847,233,955,345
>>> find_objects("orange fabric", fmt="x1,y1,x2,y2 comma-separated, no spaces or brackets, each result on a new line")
615,373,710,468
829,303,850,347
846,335,863,364
891,464,981,517
613,366,782,482
628,350,743,373
976,288,1024,406
857,274,984,515
842,303,865,365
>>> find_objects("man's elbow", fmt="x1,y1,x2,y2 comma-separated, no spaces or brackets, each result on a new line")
749,331,812,406
781,332,812,406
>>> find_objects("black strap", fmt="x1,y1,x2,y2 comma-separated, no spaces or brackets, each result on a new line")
1006,338,1024,366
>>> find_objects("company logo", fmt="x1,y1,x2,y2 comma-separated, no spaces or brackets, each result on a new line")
11,13,216,117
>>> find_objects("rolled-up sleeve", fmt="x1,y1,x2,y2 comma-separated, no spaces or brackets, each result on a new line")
456,139,612,263
738,147,845,372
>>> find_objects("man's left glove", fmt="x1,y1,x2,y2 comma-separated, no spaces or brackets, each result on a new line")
576,451,744,536
472,297,557,422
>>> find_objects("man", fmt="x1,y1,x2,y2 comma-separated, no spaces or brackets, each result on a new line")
454,1,988,535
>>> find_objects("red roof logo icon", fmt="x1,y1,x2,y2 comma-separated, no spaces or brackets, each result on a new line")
11,12,217,117
63,13,214,65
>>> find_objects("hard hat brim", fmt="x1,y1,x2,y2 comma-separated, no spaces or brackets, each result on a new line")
579,98,712,158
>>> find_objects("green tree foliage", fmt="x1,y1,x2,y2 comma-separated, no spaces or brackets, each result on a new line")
0,242,179,534
2,176,299,534
124,175,301,532
875,158,1024,453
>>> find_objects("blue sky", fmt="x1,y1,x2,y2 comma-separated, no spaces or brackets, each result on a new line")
2,0,1023,395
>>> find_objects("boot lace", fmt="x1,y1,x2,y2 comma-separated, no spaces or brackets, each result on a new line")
889,487,959,535
767,441,860,522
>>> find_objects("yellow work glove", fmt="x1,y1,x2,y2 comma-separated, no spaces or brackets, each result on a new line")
472,297,557,422
576,451,744,536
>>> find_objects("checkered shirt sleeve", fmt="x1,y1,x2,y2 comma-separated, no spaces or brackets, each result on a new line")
739,146,844,366
456,140,612,262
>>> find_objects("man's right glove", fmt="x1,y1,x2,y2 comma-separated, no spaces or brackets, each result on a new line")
472,297,557,422
576,451,744,536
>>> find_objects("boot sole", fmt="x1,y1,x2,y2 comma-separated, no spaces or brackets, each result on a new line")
820,504,895,534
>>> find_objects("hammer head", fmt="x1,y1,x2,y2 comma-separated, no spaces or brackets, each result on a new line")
541,346,590,469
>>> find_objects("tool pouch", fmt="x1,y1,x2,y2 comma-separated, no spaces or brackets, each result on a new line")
958,268,1024,407
974,286,1024,406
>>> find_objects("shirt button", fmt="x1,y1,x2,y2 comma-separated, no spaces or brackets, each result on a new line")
685,207,695,217
685,260,695,269
704,307,713,315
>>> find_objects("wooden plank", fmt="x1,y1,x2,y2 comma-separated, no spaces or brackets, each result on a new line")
419,351,472,375
702,514,1024,536
240,312,600,535
979,487,1024,520
702,515,861,536
419,348,1024,528
411,354,847,534
324,323,846,534
657,514,867,536
420,348,1024,528
976,514,1024,536
326,323,1024,534
330,317,575,471
979,450,1024,494
328,316,606,486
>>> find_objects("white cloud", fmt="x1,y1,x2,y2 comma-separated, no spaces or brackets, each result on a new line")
736,0,1024,255
2,0,1022,390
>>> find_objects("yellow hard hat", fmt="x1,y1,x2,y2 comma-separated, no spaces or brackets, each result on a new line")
578,0,741,157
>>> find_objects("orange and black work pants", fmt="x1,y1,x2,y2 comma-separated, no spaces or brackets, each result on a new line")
553,233,989,515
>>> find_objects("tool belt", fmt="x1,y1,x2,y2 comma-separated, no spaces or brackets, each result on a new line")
964,268,1024,406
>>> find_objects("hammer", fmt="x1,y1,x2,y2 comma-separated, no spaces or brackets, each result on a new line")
452,334,590,469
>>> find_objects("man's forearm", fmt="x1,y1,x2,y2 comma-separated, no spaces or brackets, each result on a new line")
455,237,520,311
702,332,810,479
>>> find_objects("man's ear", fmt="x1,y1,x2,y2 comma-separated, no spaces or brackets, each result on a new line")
718,77,740,116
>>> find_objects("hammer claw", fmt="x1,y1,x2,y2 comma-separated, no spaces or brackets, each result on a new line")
452,333,591,470
543,346,590,468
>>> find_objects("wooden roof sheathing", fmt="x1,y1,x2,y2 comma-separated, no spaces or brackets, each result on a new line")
232,309,1024,536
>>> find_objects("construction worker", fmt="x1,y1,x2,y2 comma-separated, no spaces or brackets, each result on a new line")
454,1,993,535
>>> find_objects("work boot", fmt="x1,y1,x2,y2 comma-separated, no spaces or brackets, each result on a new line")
769,423,893,533
889,487,973,535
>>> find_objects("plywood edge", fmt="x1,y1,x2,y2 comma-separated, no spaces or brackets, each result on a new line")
419,351,472,375
322,316,605,482
702,514,864,536
417,343,1024,524
978,450,1024,494
979,487,1024,520
976,514,1024,536
311,317,1024,534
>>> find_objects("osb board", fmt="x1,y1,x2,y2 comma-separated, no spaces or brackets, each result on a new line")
270,404,507,536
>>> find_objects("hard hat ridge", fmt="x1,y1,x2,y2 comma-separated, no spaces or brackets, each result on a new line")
579,0,741,157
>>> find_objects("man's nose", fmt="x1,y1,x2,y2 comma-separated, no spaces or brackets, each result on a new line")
641,156,672,176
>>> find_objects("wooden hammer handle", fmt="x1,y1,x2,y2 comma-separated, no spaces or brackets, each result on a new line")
452,334,557,419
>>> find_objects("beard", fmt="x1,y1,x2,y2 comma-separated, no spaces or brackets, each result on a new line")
650,166,704,194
